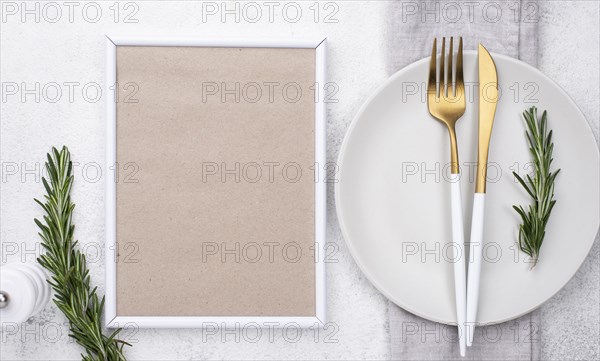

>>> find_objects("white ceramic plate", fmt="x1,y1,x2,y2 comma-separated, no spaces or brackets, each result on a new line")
336,51,599,325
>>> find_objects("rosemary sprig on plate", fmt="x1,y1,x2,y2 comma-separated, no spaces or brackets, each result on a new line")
512,107,560,270
35,146,130,361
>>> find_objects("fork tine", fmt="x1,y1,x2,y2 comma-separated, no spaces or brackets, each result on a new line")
440,37,445,98
448,37,454,97
428,38,437,98
456,37,464,93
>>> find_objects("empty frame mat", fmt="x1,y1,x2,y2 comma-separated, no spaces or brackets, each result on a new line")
106,38,326,326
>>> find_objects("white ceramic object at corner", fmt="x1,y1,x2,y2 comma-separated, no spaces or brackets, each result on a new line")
0,263,51,323
335,51,600,325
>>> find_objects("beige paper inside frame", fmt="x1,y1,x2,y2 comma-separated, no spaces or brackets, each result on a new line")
115,46,316,316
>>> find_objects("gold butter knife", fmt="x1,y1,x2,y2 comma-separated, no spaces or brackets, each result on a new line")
466,44,498,347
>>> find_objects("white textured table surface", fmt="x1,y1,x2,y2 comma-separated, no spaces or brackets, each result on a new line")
1,1,598,360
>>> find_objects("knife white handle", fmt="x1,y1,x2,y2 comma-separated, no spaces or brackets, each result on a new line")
449,173,467,357
466,193,486,346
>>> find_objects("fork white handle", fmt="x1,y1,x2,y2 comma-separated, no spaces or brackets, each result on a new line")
449,173,467,356
466,193,486,346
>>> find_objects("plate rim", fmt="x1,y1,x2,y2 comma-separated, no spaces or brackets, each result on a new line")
335,50,600,325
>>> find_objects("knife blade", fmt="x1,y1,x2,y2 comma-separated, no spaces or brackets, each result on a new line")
475,44,499,194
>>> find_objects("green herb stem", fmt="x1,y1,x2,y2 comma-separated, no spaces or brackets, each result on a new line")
512,107,560,270
35,146,130,361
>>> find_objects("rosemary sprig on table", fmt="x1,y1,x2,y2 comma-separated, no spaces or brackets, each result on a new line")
512,107,560,270
35,146,130,361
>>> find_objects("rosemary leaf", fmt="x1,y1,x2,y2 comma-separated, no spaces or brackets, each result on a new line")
35,146,129,361
512,107,560,270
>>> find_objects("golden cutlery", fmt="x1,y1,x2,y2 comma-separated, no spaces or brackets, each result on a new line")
466,43,499,347
427,36,467,356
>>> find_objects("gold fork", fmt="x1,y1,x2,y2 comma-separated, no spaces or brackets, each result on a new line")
426,36,467,356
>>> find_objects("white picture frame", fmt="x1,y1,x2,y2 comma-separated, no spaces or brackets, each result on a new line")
104,35,327,328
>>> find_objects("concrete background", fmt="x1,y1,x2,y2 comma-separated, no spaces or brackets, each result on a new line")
1,1,598,360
